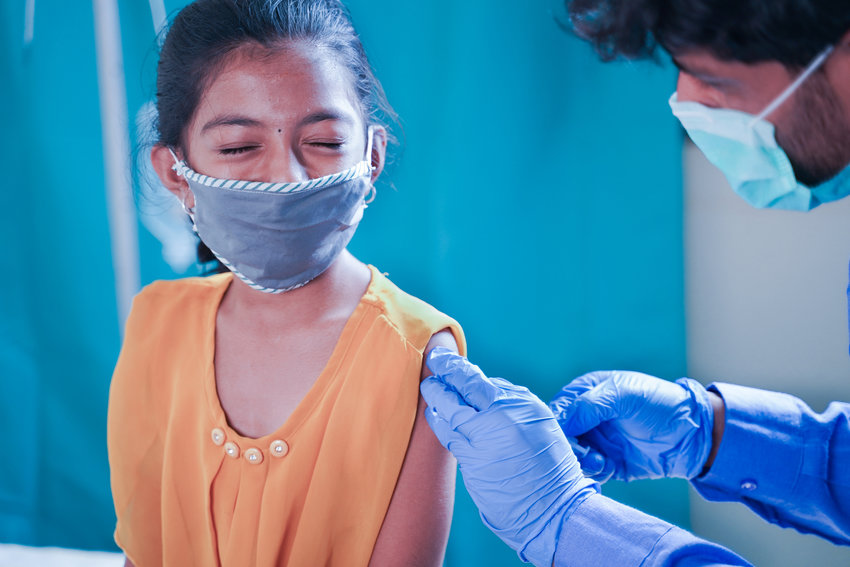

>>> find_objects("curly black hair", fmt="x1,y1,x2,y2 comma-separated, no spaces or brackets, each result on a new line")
565,0,850,67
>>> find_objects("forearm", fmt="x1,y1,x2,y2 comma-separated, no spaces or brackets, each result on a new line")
554,493,752,566
693,383,850,544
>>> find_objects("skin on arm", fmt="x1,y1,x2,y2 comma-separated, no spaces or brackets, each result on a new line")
368,329,459,567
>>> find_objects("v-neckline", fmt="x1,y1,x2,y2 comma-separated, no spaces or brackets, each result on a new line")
201,266,378,443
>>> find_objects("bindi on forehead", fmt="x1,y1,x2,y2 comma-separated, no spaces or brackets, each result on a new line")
189,42,362,138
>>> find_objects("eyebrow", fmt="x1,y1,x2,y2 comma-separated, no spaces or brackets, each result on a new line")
201,115,263,133
298,110,355,128
673,59,739,88
201,110,354,134
672,57,712,79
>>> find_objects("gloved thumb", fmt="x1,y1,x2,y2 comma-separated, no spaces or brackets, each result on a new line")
425,348,507,411
425,346,462,376
568,437,606,475
581,450,615,483
554,386,618,437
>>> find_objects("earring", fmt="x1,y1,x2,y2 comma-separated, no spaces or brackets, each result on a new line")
180,193,195,216
364,184,376,205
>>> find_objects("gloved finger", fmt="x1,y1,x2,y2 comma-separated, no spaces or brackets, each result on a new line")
424,403,469,451
583,452,616,483
426,348,506,411
567,436,590,459
568,437,608,478
555,383,620,437
576,447,608,478
489,376,530,394
420,375,479,430
549,371,618,414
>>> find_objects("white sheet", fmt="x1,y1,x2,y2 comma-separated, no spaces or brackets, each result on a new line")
0,544,123,567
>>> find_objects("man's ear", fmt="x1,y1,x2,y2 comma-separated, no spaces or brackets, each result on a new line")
368,126,388,184
151,144,194,209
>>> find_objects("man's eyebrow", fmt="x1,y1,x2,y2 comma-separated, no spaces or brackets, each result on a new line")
672,59,738,86
671,57,708,78
201,115,264,133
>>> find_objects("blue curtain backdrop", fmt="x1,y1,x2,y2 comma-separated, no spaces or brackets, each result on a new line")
0,0,684,562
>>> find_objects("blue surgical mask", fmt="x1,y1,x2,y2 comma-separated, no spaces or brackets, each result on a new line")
170,128,375,293
670,46,850,211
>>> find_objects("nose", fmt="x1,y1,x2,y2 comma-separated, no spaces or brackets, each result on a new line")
676,72,724,108
264,138,309,183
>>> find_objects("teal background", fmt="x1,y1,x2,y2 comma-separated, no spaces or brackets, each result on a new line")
0,0,685,562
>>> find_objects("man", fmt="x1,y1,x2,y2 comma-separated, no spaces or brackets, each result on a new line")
420,2,850,566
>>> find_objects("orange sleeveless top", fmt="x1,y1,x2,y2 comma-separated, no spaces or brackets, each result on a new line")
107,266,465,567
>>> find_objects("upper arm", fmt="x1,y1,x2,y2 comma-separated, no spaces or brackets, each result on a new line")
368,329,459,567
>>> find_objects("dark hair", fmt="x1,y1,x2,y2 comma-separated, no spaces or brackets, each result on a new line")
564,0,850,66
157,0,395,147
154,0,396,271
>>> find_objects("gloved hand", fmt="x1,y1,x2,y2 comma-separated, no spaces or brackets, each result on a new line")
549,370,714,482
421,348,598,567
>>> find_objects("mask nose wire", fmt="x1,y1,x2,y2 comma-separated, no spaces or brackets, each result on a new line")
749,45,835,127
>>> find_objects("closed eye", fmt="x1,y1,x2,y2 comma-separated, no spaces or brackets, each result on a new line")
307,141,344,149
219,146,260,155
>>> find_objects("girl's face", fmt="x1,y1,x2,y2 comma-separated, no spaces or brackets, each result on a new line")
153,40,386,204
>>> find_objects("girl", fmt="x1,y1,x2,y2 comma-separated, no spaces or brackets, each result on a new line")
107,1,464,565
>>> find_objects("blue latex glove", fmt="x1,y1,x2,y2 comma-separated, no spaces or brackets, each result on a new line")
565,436,610,480
421,348,598,567
549,370,714,482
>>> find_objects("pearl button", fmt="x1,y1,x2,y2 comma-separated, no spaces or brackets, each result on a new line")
740,479,758,492
210,428,225,446
270,439,289,458
224,441,240,459
244,448,263,464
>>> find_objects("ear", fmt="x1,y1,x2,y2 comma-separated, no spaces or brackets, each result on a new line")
368,126,388,184
151,144,195,209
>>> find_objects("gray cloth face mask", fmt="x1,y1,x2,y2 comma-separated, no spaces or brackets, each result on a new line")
169,128,375,293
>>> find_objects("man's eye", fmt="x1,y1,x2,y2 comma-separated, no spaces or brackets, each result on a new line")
219,146,258,155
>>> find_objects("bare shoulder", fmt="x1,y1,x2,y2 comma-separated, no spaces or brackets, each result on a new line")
420,329,459,380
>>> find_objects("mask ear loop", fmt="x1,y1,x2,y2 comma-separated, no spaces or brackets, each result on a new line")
364,126,377,205
167,147,196,216
749,44,835,127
